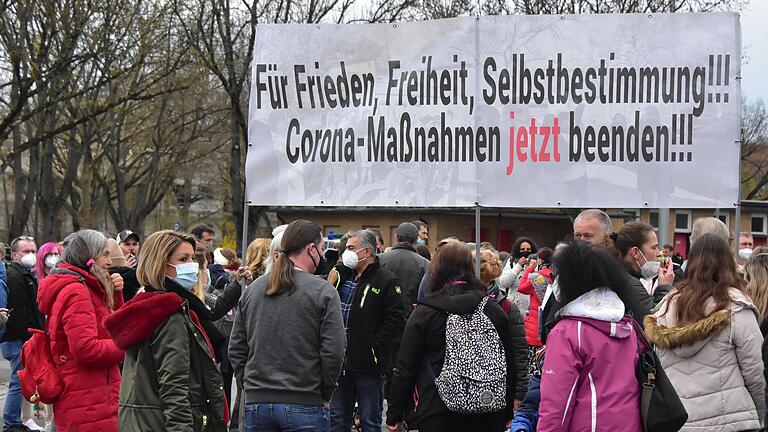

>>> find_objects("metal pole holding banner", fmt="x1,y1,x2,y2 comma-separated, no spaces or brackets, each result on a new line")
241,200,251,259
734,203,742,258
658,208,670,248
475,204,481,277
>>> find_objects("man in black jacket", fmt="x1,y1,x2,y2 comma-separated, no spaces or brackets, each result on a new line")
2,236,44,432
330,229,407,432
378,222,429,309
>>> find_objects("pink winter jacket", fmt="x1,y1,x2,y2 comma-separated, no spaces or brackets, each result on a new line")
538,288,642,432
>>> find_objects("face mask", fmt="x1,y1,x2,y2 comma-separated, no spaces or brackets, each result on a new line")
739,248,753,260
313,253,328,276
342,249,360,269
416,239,426,245
169,262,199,291
45,255,59,269
20,253,37,268
204,269,212,290
635,250,661,280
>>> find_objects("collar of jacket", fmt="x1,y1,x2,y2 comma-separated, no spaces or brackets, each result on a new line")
104,290,185,349
156,277,215,321
645,310,731,349
7,261,35,279
358,256,382,281
391,243,417,253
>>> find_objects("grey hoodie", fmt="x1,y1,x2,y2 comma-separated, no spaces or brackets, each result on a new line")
228,270,346,406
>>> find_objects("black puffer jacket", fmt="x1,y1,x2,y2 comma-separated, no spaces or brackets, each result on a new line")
387,289,518,427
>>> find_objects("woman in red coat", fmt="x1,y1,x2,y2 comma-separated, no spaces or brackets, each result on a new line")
517,247,554,348
37,230,125,432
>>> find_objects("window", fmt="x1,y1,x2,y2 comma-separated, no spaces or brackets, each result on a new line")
674,210,692,233
323,225,341,240
751,215,767,235
716,212,730,229
623,209,640,222
649,210,659,229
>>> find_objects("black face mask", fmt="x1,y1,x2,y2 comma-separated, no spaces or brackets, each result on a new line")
309,245,328,276
520,251,531,259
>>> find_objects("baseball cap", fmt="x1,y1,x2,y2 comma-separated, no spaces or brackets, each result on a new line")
116,230,140,243
395,222,419,243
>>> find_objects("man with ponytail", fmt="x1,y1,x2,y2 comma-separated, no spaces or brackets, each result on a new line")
229,219,346,431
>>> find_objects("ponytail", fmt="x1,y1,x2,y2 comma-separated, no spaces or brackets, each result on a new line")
266,220,322,296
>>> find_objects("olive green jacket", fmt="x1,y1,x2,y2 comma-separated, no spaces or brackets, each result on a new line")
105,288,228,432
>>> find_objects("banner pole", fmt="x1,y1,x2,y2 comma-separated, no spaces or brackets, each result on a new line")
734,203,741,258
241,200,250,259
659,208,670,247
475,204,481,276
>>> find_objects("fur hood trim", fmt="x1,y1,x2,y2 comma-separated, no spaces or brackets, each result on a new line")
644,309,731,349
104,291,184,349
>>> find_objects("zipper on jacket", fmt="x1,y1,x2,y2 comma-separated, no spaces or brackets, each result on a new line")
359,284,370,308
371,347,378,365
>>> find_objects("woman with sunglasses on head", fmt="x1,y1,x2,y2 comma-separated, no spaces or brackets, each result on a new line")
37,230,125,431
104,230,228,431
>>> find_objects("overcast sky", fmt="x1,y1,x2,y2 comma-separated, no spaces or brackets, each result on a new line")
742,1,768,104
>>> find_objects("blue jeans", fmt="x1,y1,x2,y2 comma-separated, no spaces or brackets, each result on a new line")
330,372,385,432
1,340,23,428
244,403,330,432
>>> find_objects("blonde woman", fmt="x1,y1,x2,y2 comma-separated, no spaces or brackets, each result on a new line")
245,238,271,277
104,230,228,431
37,230,125,431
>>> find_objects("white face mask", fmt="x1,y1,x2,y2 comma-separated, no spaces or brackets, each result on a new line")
739,248,753,260
20,253,37,268
342,249,360,269
45,255,60,269
635,249,661,280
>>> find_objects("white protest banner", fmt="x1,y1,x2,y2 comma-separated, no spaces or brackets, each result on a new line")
246,13,741,208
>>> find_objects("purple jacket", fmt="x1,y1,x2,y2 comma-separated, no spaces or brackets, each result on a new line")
538,288,641,432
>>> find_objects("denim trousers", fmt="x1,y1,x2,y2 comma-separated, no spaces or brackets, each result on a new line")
1,340,23,428
330,372,385,432
244,403,330,432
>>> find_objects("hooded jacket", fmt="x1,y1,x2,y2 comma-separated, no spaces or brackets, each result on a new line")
518,265,553,347
386,289,519,427
104,288,228,432
378,243,430,307
538,287,641,432
1,261,44,342
645,288,765,432
37,264,125,432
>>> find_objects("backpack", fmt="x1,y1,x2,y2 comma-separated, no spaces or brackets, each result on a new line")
18,268,82,404
427,296,507,414
18,327,63,403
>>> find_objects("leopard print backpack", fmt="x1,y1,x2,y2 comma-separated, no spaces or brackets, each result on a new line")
426,296,507,413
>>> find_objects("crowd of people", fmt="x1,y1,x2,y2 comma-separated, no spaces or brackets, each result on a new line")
0,211,767,432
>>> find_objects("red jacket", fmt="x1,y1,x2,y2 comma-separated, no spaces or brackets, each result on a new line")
37,264,124,432
517,265,553,346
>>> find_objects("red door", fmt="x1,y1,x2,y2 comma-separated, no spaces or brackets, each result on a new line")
674,233,690,259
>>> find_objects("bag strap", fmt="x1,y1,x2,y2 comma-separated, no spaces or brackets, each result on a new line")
641,380,654,432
